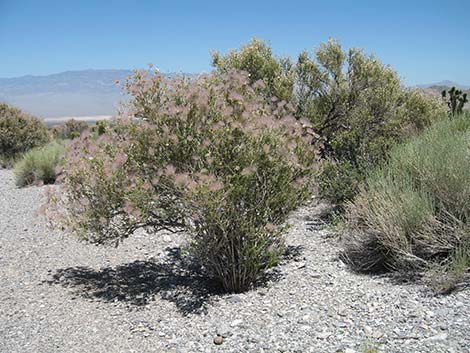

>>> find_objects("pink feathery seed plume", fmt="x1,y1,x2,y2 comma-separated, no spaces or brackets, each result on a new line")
209,181,224,192
253,79,265,89
174,172,190,186
265,223,276,232
294,176,308,186
142,182,152,190
241,165,258,176
164,164,176,176
123,200,134,215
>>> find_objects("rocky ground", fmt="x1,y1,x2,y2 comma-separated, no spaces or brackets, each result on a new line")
0,169,469,353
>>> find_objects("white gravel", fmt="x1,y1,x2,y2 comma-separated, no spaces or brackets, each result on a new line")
0,169,469,353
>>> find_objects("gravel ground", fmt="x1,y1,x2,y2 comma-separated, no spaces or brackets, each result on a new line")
0,169,469,353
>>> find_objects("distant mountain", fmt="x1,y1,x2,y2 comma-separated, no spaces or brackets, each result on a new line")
417,81,470,90
417,81,470,112
2,71,467,119
0,69,195,119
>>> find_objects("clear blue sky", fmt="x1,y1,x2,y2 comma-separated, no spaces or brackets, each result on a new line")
0,0,469,85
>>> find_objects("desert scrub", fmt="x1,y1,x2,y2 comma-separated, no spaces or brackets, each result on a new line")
52,119,89,139
212,38,295,103
295,40,446,206
0,103,50,167
14,140,67,187
343,112,470,288
44,69,318,292
213,39,446,207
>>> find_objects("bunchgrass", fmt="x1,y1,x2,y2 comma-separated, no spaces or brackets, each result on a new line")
344,112,470,290
14,140,67,187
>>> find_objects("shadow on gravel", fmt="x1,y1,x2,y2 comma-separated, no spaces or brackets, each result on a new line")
283,245,304,261
47,247,225,315
48,246,294,314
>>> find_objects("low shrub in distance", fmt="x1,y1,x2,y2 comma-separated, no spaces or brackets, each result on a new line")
343,112,470,289
52,119,89,140
0,103,50,167
45,69,317,292
14,140,67,187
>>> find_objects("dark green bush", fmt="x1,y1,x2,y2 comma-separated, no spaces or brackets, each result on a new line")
0,103,50,167
14,140,67,187
45,69,317,292
344,112,470,289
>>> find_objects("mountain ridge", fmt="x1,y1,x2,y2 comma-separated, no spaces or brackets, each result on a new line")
0,70,467,118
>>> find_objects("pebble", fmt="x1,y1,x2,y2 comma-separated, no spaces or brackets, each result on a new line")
213,336,224,345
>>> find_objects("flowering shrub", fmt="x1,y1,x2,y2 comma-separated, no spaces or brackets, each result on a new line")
46,69,317,292
0,103,50,167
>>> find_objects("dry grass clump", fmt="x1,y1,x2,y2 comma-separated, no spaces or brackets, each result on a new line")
14,140,67,187
344,113,470,290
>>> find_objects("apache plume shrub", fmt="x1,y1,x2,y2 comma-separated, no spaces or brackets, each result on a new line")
14,140,67,187
344,112,470,281
0,103,50,166
45,69,317,292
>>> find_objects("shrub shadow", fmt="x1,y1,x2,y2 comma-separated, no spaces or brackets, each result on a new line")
47,247,224,315
48,245,298,314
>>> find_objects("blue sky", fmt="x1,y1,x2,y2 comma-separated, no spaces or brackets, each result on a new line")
0,0,469,85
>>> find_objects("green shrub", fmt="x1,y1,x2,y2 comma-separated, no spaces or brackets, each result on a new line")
0,103,50,167
295,40,446,205
14,141,67,187
211,39,446,206
52,119,89,140
344,112,470,284
212,38,295,103
45,69,317,292
90,120,108,136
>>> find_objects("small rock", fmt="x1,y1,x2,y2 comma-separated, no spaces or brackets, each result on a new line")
230,319,243,327
226,296,242,303
317,331,331,339
426,333,448,342
216,325,232,338
213,336,224,345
